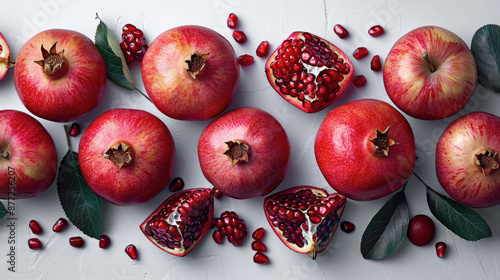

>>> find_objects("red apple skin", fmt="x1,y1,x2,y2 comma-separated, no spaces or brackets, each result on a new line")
142,25,239,121
14,29,107,123
436,112,500,208
78,109,176,206
0,32,14,80
383,26,477,120
0,110,57,199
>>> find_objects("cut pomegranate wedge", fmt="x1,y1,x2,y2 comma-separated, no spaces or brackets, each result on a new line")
0,32,15,80
265,32,354,113
264,186,346,259
140,188,214,257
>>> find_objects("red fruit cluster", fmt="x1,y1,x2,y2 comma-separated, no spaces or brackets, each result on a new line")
251,227,269,264
213,211,247,246
120,24,148,65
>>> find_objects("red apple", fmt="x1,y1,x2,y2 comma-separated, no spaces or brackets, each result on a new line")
0,32,15,80
383,26,477,120
436,112,500,208
0,110,57,199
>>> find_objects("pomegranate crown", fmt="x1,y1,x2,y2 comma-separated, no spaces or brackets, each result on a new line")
34,42,65,76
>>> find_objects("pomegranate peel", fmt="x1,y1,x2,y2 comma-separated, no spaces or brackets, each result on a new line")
264,186,346,259
265,31,354,113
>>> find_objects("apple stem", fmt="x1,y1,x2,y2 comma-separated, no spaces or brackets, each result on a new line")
0,151,9,159
422,52,436,73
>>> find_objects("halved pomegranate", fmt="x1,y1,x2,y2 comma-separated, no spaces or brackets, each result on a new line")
265,32,354,113
140,188,214,257
264,186,346,259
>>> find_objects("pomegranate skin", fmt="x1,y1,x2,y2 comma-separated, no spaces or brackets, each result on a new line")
436,112,500,208
0,110,57,199
78,109,176,206
142,25,239,121
315,99,416,201
198,107,290,199
14,29,107,123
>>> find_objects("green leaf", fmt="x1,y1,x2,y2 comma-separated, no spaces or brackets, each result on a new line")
57,149,103,239
426,186,492,241
361,189,409,260
0,202,7,220
471,24,500,92
94,14,136,90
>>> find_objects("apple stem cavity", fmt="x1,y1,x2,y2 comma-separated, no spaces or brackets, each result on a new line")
475,150,499,176
422,52,437,73
224,140,249,167
185,52,209,79
34,42,68,78
104,142,133,171
368,126,398,156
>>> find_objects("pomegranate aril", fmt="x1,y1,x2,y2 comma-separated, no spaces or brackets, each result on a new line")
69,236,85,248
370,55,382,71
435,242,447,258
212,188,223,199
69,123,81,137
213,230,223,244
368,25,385,37
232,30,247,43
227,13,238,29
120,24,148,65
29,220,42,234
238,54,254,66
99,234,111,249
125,244,138,260
251,240,267,252
333,24,349,39
353,47,369,60
53,218,68,232
253,251,269,264
256,41,270,57
352,75,366,87
252,227,266,240
340,221,355,233
214,211,247,246
28,238,42,249
168,177,184,192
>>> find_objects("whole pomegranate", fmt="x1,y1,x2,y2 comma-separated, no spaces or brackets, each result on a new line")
436,112,500,208
14,29,107,122
78,109,176,206
198,107,290,199
0,110,57,199
140,188,214,257
142,25,239,121
265,31,354,113
315,99,416,201
264,186,346,259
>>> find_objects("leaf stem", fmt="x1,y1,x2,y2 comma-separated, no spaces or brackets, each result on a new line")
134,87,152,103
63,125,73,152
412,171,430,188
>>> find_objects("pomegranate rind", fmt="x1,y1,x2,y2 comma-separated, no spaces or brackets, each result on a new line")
140,188,214,257
265,31,354,113
264,186,346,258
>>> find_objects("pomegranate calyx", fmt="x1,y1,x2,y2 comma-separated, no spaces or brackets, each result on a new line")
224,140,249,167
185,52,209,79
475,150,499,176
0,151,9,159
104,142,133,171
34,42,67,77
369,126,398,156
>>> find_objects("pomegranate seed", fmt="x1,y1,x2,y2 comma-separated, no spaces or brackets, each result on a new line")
29,220,42,234
232,30,247,43
238,54,254,66
333,24,349,39
370,55,382,71
252,227,266,240
125,244,138,260
251,240,267,252
99,235,111,249
212,188,223,199
120,24,148,64
213,230,223,244
340,221,355,233
353,47,369,59
28,238,42,249
227,13,238,29
69,123,81,137
368,25,385,37
168,177,184,192
214,211,247,246
52,218,68,232
69,236,85,248
253,251,269,264
256,41,270,57
408,214,435,246
435,242,447,258
352,75,367,87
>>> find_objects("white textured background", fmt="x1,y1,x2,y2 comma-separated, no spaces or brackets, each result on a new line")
1,0,500,279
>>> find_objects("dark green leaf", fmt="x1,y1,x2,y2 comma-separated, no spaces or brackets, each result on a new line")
0,202,7,220
471,24,500,92
57,149,103,239
361,190,409,260
426,186,491,241
94,14,136,90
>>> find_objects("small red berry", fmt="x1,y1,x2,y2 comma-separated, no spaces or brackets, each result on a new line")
253,251,269,264
28,238,43,249
69,236,85,248
125,244,138,260
368,25,385,37
52,218,68,232
371,55,382,71
353,47,369,59
333,24,349,39
232,30,247,43
238,54,254,66
435,241,447,258
252,227,266,240
29,220,42,234
99,235,111,249
340,221,355,233
69,123,81,137
256,41,270,57
408,214,435,246
168,177,184,192
227,13,238,29
352,75,367,87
